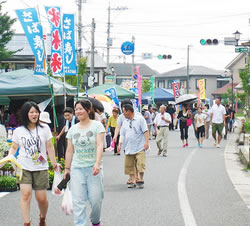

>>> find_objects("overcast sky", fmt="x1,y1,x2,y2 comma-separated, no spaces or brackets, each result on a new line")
3,0,250,73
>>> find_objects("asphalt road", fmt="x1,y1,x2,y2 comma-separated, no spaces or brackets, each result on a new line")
1,127,250,226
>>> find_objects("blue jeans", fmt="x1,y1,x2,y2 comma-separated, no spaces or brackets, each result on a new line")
71,167,104,226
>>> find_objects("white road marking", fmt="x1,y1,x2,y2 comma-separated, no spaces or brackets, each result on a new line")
0,192,9,198
178,148,197,226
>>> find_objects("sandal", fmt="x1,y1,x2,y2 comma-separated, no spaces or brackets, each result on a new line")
128,183,136,188
136,181,144,189
127,179,133,184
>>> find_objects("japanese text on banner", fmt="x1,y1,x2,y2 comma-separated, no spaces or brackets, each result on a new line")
198,79,205,99
63,14,77,75
136,66,142,107
45,6,63,76
16,8,45,75
172,80,180,101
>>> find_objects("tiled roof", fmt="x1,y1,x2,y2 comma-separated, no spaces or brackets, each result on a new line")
212,82,238,95
109,63,158,77
156,65,224,78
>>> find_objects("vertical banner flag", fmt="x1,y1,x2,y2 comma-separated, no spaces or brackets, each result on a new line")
172,80,180,101
104,87,119,106
16,8,45,75
136,66,142,109
63,14,77,75
150,77,155,106
45,6,63,76
198,79,205,99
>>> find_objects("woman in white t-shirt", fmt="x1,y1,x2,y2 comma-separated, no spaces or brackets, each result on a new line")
194,107,207,148
65,99,105,226
8,101,57,226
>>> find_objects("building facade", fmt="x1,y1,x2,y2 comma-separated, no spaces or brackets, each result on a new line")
155,66,229,100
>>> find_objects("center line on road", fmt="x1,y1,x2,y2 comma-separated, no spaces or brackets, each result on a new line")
178,148,197,226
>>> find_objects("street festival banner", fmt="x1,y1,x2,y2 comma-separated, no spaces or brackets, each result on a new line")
45,6,63,76
172,80,180,101
104,87,119,106
16,8,46,75
136,66,142,109
198,79,206,100
62,14,77,75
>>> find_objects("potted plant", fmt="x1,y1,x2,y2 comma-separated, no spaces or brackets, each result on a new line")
0,176,17,192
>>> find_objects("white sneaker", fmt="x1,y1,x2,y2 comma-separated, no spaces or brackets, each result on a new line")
216,144,221,148
214,142,217,146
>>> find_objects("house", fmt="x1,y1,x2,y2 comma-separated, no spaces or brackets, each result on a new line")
155,65,228,100
109,63,158,85
212,82,238,100
211,52,248,104
225,53,248,83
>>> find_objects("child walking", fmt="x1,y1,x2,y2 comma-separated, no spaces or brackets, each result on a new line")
194,107,207,148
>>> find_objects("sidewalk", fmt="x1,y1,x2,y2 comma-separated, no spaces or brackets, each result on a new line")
225,132,250,209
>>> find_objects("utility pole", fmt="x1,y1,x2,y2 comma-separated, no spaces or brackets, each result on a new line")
106,3,128,72
186,45,190,94
76,0,84,58
132,36,135,66
90,18,95,86
107,3,111,72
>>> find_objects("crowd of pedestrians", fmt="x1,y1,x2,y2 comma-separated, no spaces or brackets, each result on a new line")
3,96,237,226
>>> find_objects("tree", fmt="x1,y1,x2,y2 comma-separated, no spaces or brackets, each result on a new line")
142,79,150,94
53,57,88,92
0,1,19,66
239,65,250,117
64,57,88,91
221,88,236,105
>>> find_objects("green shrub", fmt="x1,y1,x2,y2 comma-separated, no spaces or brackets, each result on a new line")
0,176,17,188
245,120,250,133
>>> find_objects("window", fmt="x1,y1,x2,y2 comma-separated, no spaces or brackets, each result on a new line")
158,80,165,88
195,79,206,89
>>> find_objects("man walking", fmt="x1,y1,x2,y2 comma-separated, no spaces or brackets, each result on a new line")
143,105,152,139
210,97,226,148
118,104,149,189
154,105,171,157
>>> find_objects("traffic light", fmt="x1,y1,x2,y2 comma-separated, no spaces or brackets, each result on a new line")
157,54,172,59
200,39,219,45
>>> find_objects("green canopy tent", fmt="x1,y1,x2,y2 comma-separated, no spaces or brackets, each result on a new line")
0,69,77,104
0,97,10,105
0,69,77,133
87,84,135,99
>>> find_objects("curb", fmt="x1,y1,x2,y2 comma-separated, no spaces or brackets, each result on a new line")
224,133,250,209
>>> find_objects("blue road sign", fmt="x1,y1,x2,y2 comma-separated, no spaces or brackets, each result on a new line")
121,41,135,55
133,74,138,80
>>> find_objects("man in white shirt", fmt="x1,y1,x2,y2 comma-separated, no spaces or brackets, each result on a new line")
154,105,171,157
210,97,226,148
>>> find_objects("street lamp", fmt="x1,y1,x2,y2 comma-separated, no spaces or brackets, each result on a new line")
233,30,241,46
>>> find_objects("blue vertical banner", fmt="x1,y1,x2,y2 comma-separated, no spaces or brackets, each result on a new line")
104,88,119,106
16,8,45,75
45,6,63,76
63,14,77,75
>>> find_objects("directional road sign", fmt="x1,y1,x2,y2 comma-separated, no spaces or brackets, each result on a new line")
235,47,248,53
